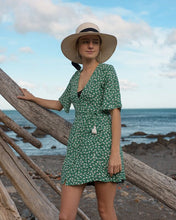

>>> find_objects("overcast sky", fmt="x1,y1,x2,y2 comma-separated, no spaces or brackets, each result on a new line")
0,0,176,110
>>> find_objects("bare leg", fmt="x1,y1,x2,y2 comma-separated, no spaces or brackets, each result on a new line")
59,183,86,220
95,182,118,220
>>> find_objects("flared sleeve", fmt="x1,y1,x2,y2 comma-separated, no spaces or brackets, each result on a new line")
102,65,122,111
59,81,71,113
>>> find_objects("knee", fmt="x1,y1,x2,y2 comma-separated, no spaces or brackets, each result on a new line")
98,205,109,220
98,202,117,220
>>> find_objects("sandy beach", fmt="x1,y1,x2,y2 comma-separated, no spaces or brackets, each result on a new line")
1,136,176,220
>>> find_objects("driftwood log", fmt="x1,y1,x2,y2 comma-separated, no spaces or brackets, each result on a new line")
0,128,90,220
124,152,176,210
0,68,71,145
0,68,176,211
0,136,59,220
0,180,22,220
0,109,41,148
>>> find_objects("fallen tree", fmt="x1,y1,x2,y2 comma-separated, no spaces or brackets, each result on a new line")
0,68,71,145
0,136,59,220
0,68,176,211
0,127,90,220
0,109,41,148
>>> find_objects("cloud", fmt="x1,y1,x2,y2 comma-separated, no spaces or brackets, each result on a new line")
168,53,176,69
0,0,80,38
19,47,33,53
119,79,137,90
160,72,176,78
0,47,17,63
18,80,36,89
0,0,175,82
0,55,6,63
0,47,6,63
0,0,153,45
97,16,153,46
159,53,176,78
166,29,176,45
9,54,18,61
0,47,6,53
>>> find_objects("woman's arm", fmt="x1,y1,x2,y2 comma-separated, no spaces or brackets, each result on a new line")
108,108,122,177
17,88,63,111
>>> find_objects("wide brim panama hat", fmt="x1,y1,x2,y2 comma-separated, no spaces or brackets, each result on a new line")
61,22,117,64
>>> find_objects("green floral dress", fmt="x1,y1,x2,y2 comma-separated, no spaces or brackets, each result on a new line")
59,63,126,185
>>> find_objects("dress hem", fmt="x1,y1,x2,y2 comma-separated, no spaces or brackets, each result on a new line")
61,177,126,186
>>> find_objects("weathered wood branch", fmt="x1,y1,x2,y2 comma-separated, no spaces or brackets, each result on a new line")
124,152,176,210
0,128,90,220
0,127,59,192
0,136,59,220
0,68,71,145
0,68,176,211
0,180,22,220
0,109,41,148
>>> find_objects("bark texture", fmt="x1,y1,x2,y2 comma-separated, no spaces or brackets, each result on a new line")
0,136,59,220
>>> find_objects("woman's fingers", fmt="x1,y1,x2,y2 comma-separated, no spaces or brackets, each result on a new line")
17,88,33,100
108,154,122,177
108,163,122,177
17,88,26,99
108,165,114,177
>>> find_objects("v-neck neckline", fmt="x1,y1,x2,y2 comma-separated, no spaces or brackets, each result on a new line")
77,64,100,94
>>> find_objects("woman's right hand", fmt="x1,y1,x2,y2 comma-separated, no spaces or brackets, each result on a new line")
17,87,63,111
17,88,35,101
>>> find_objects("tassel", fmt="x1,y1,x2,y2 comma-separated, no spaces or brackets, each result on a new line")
92,126,97,135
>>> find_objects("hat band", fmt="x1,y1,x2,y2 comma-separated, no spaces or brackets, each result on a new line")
80,28,99,33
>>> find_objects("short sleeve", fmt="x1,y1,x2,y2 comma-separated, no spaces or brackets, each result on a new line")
102,65,122,111
59,81,71,113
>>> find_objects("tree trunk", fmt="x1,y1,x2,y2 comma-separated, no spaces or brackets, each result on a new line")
124,152,176,210
0,128,90,220
0,68,71,146
0,180,22,220
0,109,41,148
0,68,176,211
0,136,59,220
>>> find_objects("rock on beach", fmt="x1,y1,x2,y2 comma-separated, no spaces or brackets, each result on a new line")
0,130,176,219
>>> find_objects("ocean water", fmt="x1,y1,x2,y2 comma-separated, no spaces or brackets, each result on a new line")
1,108,176,156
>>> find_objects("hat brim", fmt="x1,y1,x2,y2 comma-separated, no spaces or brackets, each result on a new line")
61,32,117,64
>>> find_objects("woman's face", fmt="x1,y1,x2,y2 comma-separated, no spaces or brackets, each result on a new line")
78,35,101,62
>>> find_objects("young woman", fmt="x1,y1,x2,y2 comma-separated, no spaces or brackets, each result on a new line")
18,22,126,220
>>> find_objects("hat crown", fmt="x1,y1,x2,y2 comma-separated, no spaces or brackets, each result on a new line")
61,22,117,64
76,22,100,34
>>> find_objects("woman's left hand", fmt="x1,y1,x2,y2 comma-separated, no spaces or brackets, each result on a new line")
108,153,122,177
